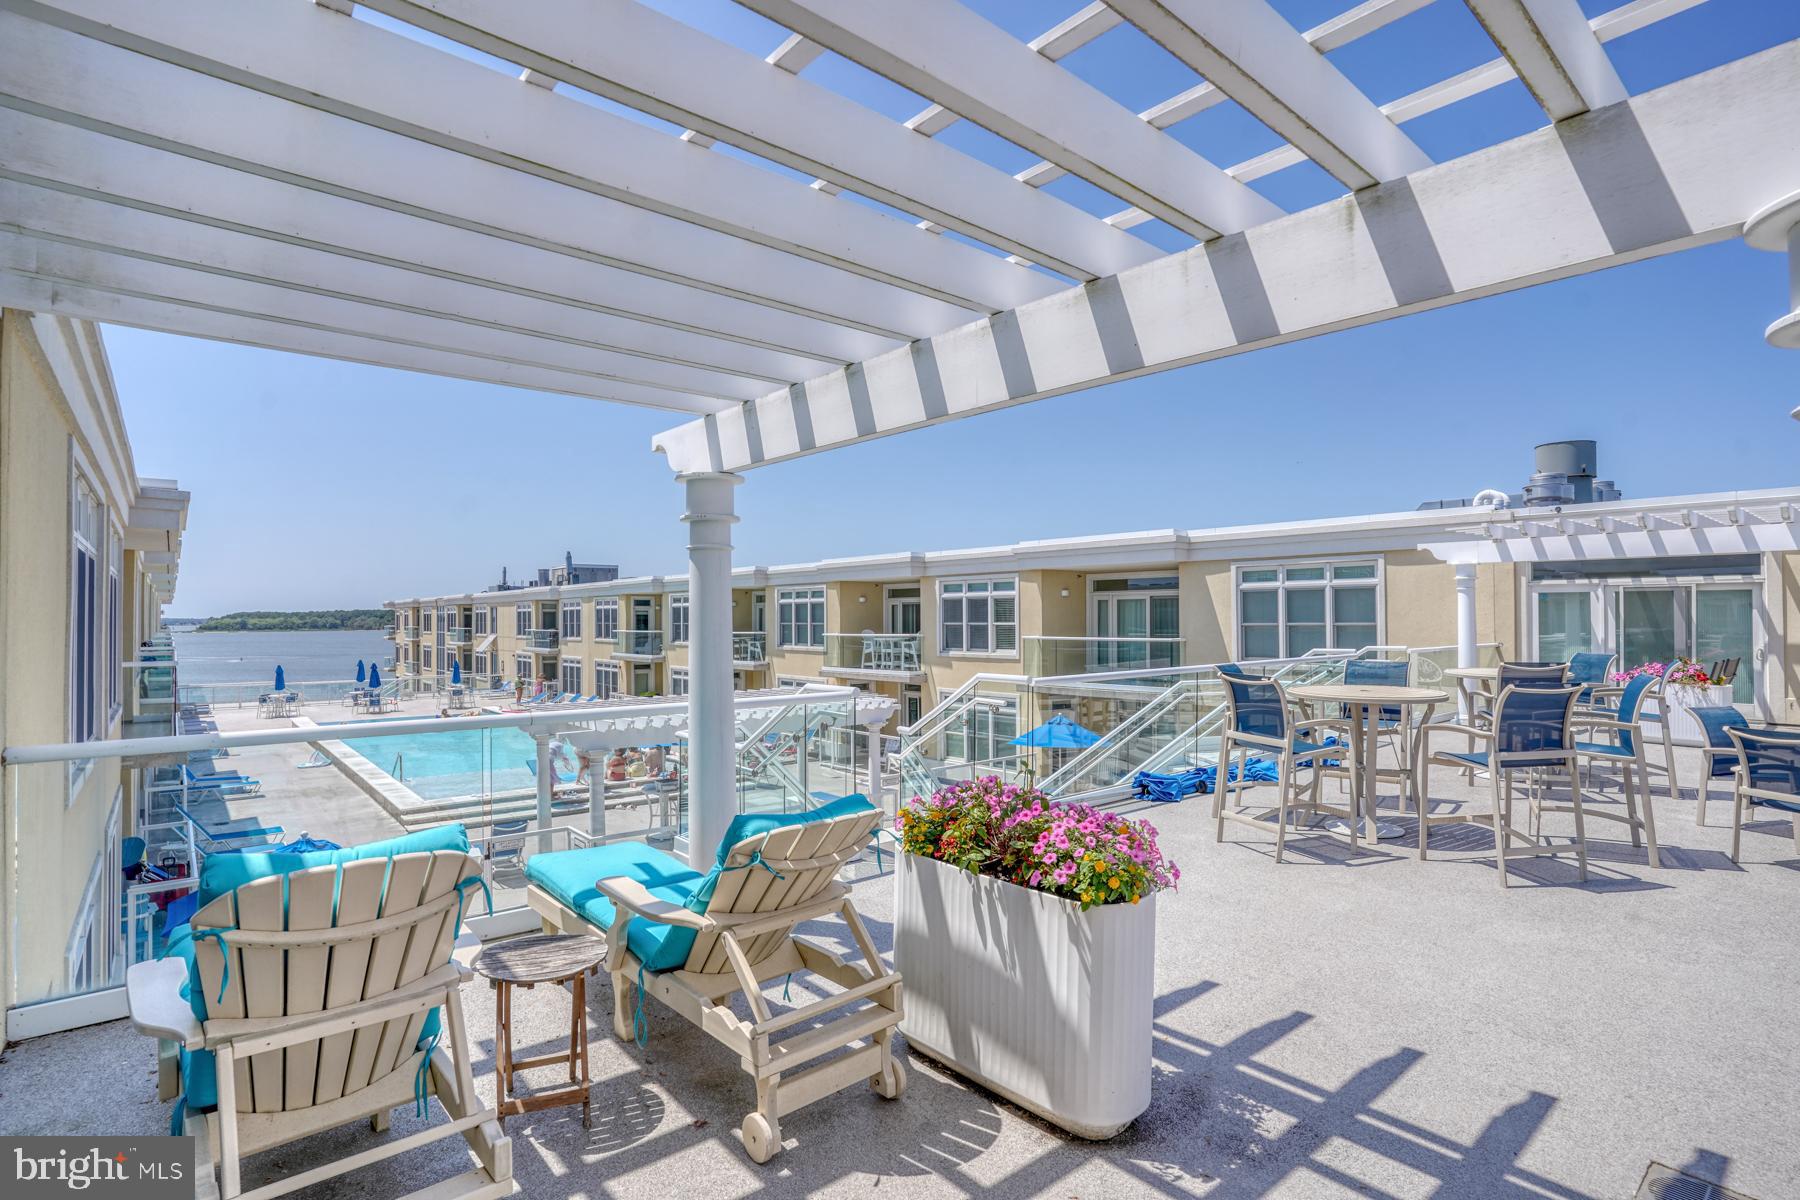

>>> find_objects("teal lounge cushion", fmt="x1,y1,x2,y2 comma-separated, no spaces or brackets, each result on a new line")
686,794,876,913
167,825,469,1113
523,842,706,972
194,823,471,908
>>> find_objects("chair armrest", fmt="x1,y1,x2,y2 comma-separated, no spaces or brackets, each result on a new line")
126,959,204,1050
1422,721,1492,744
596,876,711,930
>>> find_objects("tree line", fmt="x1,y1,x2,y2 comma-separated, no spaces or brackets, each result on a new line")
195,609,392,632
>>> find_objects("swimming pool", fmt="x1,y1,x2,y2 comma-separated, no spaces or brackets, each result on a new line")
339,725,541,800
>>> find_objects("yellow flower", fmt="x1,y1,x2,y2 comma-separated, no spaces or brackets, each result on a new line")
1109,877,1121,889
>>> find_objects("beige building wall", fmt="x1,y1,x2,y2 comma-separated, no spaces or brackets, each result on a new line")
1774,552,1800,722
0,312,135,1013
1178,562,1234,663
1383,550,1460,650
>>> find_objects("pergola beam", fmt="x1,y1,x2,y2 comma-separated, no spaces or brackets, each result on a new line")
654,40,1800,472
0,272,723,412
733,0,1283,241
0,106,883,371
361,0,1163,282
1107,0,1430,190
0,9,977,343
10,0,1058,317
0,232,757,407
1464,0,1627,120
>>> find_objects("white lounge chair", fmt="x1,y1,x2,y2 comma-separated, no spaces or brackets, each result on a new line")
524,800,904,1163
126,849,515,1200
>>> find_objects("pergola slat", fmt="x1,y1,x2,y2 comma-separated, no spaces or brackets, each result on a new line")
1107,0,1431,190
0,180,809,388
0,271,724,412
359,0,1163,282
0,107,883,370
653,40,1800,471
0,231,766,405
732,0,1284,240
0,9,976,343
17,0,1059,317
1464,0,1628,120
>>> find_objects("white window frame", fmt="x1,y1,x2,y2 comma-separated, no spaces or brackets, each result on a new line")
107,524,122,723
669,666,690,696
67,789,123,992
561,601,583,641
670,594,691,645
594,661,620,699
472,605,489,637
515,653,534,681
474,651,489,679
514,603,531,636
938,577,1018,656
69,464,104,793
777,586,826,649
559,656,584,695
594,598,619,641
1234,559,1383,660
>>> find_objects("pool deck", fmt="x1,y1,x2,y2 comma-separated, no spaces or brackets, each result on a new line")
13,741,1799,1199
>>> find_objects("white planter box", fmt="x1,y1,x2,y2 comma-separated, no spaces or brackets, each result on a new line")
1663,683,1737,745
893,851,1155,1139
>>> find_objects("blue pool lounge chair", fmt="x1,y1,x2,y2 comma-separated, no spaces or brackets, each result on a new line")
1725,726,1800,861
170,801,284,853
523,796,902,1163
183,764,262,796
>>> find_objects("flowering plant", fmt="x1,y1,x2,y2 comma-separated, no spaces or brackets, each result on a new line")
1611,657,1717,687
897,775,1178,909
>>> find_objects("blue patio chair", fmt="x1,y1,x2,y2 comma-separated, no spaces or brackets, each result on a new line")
1213,667,1336,861
1566,652,1617,705
484,817,530,873
169,801,284,854
1310,658,1430,812
1724,727,1800,861
1690,705,1749,828
183,764,261,796
1422,684,1586,886
1570,673,1664,867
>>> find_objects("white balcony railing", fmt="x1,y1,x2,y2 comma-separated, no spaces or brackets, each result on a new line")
617,630,664,658
732,631,768,664
522,629,559,651
1022,636,1184,676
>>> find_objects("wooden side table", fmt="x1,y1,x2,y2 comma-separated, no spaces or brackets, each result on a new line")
471,932,607,1129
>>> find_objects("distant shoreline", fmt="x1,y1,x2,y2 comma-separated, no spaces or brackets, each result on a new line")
192,609,392,634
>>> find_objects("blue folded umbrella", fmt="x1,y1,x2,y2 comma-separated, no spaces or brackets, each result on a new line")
356,660,366,684
273,664,286,692
275,834,341,854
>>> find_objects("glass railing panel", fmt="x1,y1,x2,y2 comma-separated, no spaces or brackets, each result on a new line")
618,630,663,656
823,633,923,673
1023,637,1185,676
731,631,767,662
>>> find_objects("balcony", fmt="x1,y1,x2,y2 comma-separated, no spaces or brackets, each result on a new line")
442,625,472,646
521,628,559,652
732,630,768,666
1022,636,1185,677
400,625,419,640
615,629,664,660
822,632,924,679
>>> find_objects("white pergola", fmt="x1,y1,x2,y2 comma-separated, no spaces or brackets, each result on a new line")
2,0,1796,863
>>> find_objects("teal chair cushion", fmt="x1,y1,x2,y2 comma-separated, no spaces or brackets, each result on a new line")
164,825,470,1114
523,842,706,972
686,795,876,913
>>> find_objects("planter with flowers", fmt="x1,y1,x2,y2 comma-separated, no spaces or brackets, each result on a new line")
892,776,1179,1138
1614,658,1736,745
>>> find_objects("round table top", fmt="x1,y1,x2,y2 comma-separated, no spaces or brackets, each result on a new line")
1442,666,1499,679
1288,683,1449,705
471,933,607,984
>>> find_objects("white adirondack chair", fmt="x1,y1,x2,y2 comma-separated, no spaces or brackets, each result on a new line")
529,807,904,1163
127,849,515,1200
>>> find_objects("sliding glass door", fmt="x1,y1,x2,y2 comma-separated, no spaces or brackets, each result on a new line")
1694,587,1754,703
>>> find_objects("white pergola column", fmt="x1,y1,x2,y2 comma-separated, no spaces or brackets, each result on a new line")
533,731,554,852
681,471,742,867
1455,562,1478,719
1743,190,1800,350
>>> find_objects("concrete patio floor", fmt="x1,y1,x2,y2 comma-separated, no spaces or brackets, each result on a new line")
4,745,1796,1199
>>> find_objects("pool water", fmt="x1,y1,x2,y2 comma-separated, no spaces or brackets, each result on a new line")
341,726,542,800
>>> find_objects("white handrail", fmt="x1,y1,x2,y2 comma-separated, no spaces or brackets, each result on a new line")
2,684,870,765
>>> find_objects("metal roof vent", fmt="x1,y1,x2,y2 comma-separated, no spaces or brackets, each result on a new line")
1634,1162,1759,1199
1522,471,1574,507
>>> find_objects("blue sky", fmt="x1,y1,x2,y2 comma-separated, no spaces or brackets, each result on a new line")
101,0,1800,615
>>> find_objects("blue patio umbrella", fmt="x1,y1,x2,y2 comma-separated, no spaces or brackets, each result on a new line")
1010,714,1101,749
273,664,286,692
451,659,462,686
355,659,367,684
367,663,381,689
